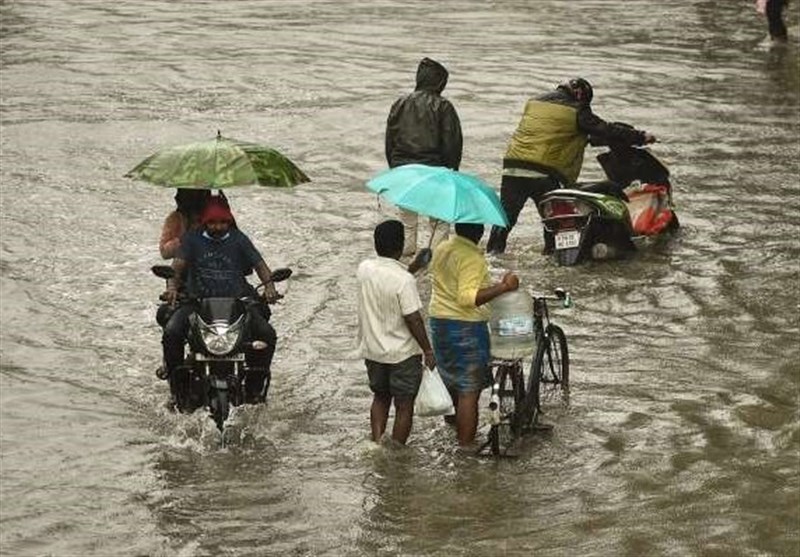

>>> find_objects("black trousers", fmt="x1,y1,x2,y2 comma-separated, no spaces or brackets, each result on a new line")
766,0,788,41
162,303,277,375
486,174,560,254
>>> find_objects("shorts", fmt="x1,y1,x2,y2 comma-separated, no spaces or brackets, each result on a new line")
366,355,423,399
429,317,492,394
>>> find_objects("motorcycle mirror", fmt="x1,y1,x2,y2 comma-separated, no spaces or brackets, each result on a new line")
269,268,293,283
151,265,175,280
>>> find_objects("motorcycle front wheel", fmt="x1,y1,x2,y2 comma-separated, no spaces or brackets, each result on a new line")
209,389,230,431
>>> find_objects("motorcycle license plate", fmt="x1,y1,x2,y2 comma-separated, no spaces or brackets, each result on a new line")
555,230,580,250
194,353,245,362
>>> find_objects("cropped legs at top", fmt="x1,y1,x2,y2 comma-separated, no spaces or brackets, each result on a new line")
398,208,450,256
766,0,788,41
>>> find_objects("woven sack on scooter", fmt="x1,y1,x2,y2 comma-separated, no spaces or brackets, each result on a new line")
415,368,455,417
625,182,674,235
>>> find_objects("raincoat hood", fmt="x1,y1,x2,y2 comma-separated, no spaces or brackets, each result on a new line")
415,57,449,94
385,58,463,170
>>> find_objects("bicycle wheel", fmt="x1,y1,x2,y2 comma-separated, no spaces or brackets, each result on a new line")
520,357,540,431
536,324,569,405
489,362,524,455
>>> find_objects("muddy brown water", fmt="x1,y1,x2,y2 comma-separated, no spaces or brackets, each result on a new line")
1,1,798,555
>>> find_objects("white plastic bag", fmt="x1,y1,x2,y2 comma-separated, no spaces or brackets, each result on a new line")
415,368,455,417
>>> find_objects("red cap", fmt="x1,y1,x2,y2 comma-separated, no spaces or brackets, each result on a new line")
200,198,234,224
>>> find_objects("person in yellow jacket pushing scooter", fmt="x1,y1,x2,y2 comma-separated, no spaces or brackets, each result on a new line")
486,78,656,255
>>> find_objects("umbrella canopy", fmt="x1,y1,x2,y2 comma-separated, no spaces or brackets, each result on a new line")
366,164,508,227
125,132,310,189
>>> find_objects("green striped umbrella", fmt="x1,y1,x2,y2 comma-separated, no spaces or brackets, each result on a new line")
125,132,310,189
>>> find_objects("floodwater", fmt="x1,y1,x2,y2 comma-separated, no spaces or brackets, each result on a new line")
1,1,798,556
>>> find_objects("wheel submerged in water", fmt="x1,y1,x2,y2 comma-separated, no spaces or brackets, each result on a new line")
209,389,230,431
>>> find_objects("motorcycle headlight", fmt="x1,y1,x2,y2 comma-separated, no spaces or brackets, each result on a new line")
199,316,244,356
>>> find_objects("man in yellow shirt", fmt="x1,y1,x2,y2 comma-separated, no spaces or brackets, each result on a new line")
429,223,519,447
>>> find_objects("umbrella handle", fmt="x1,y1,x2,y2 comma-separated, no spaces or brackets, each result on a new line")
427,220,439,249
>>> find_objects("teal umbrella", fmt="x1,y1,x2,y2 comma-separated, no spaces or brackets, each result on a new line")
366,164,508,227
125,132,310,189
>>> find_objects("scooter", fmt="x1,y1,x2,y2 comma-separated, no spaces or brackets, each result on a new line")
537,136,679,266
152,265,292,431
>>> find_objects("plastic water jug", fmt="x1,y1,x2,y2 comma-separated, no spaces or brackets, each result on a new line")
489,290,535,360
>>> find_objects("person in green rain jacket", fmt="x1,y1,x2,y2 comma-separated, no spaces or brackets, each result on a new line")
486,78,655,254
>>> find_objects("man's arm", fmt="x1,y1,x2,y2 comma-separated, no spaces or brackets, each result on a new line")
253,259,273,284
254,260,279,302
159,212,182,259
440,101,463,170
237,232,280,302
403,311,436,370
475,272,519,307
385,98,402,166
407,248,432,274
577,106,654,145
454,256,519,308
166,257,188,305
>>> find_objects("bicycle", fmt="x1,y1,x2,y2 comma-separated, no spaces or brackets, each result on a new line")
480,287,572,456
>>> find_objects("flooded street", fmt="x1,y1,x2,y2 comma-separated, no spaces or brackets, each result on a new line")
1,1,798,555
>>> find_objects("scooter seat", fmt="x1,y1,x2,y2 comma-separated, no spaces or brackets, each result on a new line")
579,181,629,202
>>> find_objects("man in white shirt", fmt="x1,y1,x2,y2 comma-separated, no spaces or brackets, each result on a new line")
357,220,436,444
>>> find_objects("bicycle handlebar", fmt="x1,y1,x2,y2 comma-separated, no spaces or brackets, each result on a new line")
527,288,573,309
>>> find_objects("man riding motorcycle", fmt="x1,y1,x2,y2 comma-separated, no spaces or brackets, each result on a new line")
161,197,281,406
485,78,656,255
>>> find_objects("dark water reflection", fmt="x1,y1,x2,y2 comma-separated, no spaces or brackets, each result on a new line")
1,1,798,555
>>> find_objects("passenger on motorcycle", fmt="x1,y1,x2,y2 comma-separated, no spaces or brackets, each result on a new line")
485,78,656,255
161,198,281,405
159,189,211,259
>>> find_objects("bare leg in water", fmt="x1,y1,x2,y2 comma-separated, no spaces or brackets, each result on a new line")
370,394,415,444
456,391,482,446
370,394,391,442
391,397,414,444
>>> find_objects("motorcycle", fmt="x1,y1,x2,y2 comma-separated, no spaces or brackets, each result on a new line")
537,133,679,266
152,265,292,431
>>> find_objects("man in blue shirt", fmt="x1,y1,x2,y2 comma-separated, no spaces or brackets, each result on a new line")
162,198,281,404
